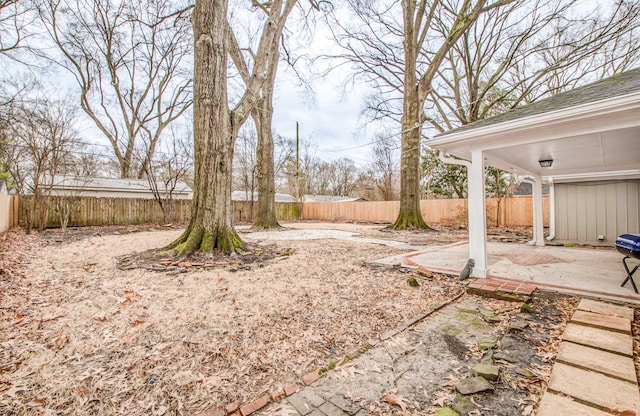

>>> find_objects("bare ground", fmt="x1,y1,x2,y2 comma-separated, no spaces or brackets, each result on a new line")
0,224,464,415
1,222,635,416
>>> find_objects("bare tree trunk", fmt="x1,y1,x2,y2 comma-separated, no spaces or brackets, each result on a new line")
390,0,429,230
253,95,280,229
166,0,243,255
346,0,510,229
167,0,295,254
391,93,429,229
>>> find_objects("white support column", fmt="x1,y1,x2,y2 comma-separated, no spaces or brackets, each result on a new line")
532,175,545,246
468,149,487,277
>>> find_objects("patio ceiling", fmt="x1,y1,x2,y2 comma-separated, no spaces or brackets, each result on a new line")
428,68,640,181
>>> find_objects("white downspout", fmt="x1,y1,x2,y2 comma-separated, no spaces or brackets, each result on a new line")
546,177,555,241
518,175,542,246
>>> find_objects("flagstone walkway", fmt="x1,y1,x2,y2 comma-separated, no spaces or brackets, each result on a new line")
537,298,639,415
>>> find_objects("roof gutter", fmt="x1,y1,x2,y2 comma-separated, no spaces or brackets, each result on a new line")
431,90,640,146
438,151,470,168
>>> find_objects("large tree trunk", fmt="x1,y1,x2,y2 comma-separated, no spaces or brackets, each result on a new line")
390,0,429,230
390,91,429,229
252,96,281,229
166,0,243,255
252,51,281,229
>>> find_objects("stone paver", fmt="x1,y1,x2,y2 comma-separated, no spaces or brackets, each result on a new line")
570,309,631,333
327,394,361,415
287,393,315,416
577,298,634,320
547,363,640,413
562,323,633,356
319,401,350,416
537,392,612,416
556,341,637,383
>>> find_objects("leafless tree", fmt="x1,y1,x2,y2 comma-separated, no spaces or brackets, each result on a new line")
37,0,193,178
166,0,297,255
279,138,314,200
424,0,640,134
330,0,638,229
228,2,315,229
0,0,34,55
370,134,399,201
352,171,377,200
52,175,91,231
142,126,193,224
329,0,517,229
0,96,79,233
233,125,258,219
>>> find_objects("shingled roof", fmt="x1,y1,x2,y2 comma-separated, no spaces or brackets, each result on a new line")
437,67,640,136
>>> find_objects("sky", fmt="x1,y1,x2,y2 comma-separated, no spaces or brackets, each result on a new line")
3,0,617,171
271,70,378,167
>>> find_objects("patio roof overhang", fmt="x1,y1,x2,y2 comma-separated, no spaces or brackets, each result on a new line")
429,90,640,181
427,69,640,278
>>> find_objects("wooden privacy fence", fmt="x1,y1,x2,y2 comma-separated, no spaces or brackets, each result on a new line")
0,194,19,232
16,195,548,229
19,196,193,227
18,196,302,228
302,196,549,227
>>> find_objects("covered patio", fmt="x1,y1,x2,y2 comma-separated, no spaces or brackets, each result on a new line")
425,68,640,304
376,241,640,305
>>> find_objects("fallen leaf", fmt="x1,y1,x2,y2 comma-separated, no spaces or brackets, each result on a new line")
380,393,407,412
431,391,453,407
2,385,27,398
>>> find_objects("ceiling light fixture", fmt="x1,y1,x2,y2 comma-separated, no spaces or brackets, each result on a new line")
539,158,553,168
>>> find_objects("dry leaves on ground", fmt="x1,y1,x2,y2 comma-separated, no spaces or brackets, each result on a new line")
0,226,462,415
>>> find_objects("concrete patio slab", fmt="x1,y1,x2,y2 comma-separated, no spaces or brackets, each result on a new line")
556,342,637,383
374,242,640,305
548,363,640,413
562,323,633,356
570,310,631,333
577,298,635,320
538,393,611,416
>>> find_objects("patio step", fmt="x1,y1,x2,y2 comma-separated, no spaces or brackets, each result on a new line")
466,277,536,301
577,298,634,320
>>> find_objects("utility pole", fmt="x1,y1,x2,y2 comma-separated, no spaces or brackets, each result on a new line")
295,121,300,203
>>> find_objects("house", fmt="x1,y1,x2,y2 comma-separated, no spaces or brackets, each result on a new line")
429,67,640,277
302,195,365,202
230,192,365,203
231,191,296,203
48,175,193,200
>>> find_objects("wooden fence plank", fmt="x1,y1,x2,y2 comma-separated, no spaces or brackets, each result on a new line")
14,195,546,229
301,197,548,227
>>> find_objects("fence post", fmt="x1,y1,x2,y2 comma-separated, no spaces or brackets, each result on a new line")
11,196,19,227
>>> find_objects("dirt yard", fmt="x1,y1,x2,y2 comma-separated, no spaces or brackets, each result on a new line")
3,222,618,416
0,223,472,415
